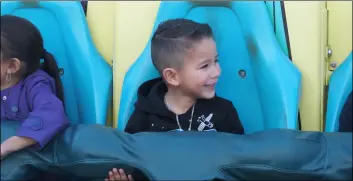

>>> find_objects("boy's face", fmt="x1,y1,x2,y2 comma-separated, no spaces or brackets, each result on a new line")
177,37,220,99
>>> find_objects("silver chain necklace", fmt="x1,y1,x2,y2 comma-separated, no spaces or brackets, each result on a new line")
164,95,195,131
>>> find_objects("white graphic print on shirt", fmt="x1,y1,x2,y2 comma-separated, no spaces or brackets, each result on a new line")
197,113,215,131
168,113,217,132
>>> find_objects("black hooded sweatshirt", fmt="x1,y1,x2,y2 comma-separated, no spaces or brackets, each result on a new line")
124,78,244,135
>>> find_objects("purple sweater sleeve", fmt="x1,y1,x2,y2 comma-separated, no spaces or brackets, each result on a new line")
16,79,69,149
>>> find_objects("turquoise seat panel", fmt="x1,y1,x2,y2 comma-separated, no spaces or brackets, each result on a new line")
117,2,301,133
325,52,352,132
266,1,291,58
1,1,113,125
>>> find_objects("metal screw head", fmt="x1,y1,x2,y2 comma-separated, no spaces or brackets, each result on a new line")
330,62,337,68
238,70,246,78
327,48,333,57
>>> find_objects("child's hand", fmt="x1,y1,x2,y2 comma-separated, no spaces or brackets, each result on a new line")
1,136,37,160
105,168,134,181
1,143,10,160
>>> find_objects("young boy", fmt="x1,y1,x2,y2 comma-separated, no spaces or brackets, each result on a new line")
105,18,244,181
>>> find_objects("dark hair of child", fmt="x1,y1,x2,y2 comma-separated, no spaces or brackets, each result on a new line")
1,15,64,102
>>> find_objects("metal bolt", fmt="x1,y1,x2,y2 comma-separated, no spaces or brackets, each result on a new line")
238,70,246,78
328,48,333,58
330,62,337,69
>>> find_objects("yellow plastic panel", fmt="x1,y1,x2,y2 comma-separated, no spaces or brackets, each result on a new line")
113,1,161,128
85,1,116,126
86,1,115,65
284,2,327,131
327,1,352,71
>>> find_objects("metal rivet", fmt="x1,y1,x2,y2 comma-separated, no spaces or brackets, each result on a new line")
238,70,246,78
327,48,333,58
330,62,337,69
2,96,7,101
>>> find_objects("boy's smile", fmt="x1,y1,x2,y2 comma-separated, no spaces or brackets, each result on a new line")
205,82,216,89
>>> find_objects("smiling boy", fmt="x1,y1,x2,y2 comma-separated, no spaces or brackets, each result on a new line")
106,18,244,181
125,18,244,134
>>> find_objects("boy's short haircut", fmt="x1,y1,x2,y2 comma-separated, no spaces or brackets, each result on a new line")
151,19,213,73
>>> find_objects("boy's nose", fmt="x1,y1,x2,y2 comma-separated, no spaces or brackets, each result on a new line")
211,64,221,78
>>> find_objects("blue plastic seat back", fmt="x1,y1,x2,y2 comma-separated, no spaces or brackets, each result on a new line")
325,52,352,132
117,1,301,133
1,1,113,125
265,1,291,58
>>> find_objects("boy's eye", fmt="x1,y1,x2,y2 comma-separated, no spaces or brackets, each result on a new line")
201,64,209,69
215,59,219,63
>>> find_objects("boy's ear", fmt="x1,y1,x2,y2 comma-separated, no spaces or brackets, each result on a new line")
6,58,21,74
162,68,180,86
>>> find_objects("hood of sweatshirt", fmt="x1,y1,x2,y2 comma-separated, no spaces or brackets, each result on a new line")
134,78,175,119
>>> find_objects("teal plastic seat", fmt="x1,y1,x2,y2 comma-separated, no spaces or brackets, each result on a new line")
117,1,301,133
325,52,352,132
265,1,292,58
1,1,113,125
